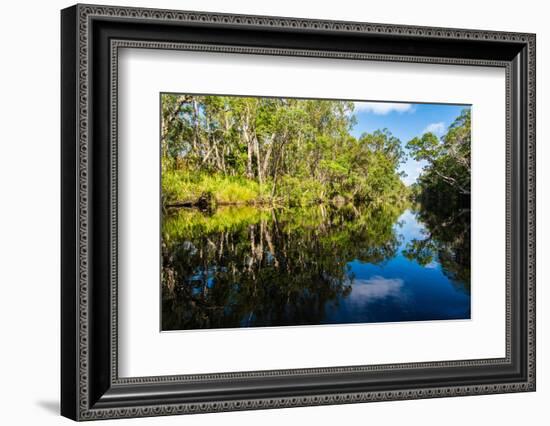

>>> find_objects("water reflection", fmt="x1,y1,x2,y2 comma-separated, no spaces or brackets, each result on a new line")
350,276,405,302
161,201,470,331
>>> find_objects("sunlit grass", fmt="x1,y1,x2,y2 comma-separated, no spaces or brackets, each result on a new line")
162,169,410,209
162,170,271,205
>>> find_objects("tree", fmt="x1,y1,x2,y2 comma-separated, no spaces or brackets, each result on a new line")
407,109,471,197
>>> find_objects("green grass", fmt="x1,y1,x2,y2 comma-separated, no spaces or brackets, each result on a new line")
162,169,410,208
162,170,270,205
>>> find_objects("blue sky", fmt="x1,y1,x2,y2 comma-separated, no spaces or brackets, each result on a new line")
350,101,470,185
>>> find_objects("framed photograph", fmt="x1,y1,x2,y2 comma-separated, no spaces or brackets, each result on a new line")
61,4,536,421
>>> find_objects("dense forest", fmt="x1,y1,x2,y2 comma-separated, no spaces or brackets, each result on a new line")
161,95,408,209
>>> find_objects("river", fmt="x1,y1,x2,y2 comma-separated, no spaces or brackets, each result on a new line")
161,203,470,330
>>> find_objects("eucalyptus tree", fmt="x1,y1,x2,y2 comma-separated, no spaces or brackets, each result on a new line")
160,94,410,205
406,108,471,198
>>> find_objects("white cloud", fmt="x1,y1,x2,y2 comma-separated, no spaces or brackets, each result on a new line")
399,161,427,186
351,276,404,301
401,175,415,186
423,122,446,135
353,101,413,115
424,261,439,269
396,210,427,240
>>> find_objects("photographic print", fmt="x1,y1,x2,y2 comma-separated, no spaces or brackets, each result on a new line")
160,94,471,331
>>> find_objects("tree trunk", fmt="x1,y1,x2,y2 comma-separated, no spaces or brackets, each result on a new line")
270,135,288,199
242,111,254,179
192,99,200,152
253,135,263,186
261,134,274,179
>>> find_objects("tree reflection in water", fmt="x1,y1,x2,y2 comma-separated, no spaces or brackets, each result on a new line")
162,203,403,330
162,200,470,331
402,194,470,293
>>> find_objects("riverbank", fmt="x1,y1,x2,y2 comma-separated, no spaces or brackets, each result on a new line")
162,169,410,209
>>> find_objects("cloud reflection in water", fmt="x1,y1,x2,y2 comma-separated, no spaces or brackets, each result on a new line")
351,276,405,303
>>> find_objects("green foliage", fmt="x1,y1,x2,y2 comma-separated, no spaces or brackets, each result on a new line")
162,170,268,205
406,132,440,162
407,109,471,200
161,95,409,206
277,176,326,206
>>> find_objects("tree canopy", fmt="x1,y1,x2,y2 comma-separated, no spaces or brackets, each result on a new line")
407,108,471,198
161,95,408,207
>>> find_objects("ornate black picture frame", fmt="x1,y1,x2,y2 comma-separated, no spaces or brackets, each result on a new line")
61,4,536,421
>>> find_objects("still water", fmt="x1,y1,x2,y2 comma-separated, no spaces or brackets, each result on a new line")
161,203,470,330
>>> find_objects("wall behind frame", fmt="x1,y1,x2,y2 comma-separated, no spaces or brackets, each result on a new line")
0,0,546,425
